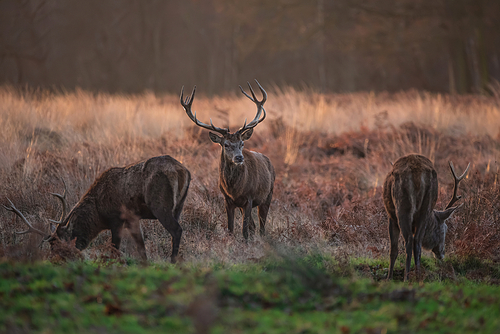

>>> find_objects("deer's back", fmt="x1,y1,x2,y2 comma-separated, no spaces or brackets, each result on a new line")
85,155,190,219
383,154,438,220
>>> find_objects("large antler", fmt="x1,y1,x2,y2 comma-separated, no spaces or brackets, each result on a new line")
180,86,229,135
446,161,470,209
3,199,48,237
49,178,68,225
236,79,267,135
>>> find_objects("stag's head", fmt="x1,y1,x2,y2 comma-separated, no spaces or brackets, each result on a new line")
426,161,470,260
428,210,451,260
180,80,267,166
209,131,252,165
50,218,73,244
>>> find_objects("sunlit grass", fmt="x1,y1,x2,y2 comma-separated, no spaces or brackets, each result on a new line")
0,85,499,273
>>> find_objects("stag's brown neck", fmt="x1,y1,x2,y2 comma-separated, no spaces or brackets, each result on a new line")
63,197,101,250
219,150,248,195
422,213,440,250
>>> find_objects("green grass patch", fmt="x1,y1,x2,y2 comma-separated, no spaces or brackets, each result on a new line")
1,255,500,333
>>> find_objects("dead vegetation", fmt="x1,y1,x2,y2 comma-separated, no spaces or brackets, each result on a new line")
1,86,500,275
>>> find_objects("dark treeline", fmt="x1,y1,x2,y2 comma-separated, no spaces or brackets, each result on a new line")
1,0,499,94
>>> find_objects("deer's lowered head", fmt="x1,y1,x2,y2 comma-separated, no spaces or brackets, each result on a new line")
423,161,470,260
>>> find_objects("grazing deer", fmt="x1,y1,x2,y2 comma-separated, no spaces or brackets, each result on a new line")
180,80,275,239
383,154,470,281
4,155,191,263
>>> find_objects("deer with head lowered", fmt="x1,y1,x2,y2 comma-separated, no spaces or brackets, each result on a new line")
383,154,470,281
4,155,191,263
180,80,275,239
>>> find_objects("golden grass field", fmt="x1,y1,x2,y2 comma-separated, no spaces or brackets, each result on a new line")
1,85,499,273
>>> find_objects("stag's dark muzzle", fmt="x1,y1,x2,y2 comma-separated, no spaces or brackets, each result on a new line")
233,155,244,165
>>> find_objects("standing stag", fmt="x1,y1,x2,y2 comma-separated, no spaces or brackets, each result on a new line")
383,154,470,281
4,155,191,263
180,80,275,239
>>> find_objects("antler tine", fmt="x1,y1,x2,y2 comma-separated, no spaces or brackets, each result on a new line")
49,178,68,225
245,106,267,128
237,79,268,134
180,85,229,135
3,198,48,237
254,79,267,102
239,79,267,104
446,161,471,209
239,82,256,101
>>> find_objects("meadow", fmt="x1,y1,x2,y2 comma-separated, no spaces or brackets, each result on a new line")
1,85,500,332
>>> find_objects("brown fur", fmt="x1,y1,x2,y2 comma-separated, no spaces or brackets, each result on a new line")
52,155,190,263
181,81,275,239
383,154,458,281
213,132,275,239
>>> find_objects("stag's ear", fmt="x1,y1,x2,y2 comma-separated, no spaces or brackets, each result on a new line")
209,132,223,144
434,204,462,222
240,128,253,141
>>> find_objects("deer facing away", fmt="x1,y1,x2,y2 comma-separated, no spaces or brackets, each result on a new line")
180,80,275,239
4,155,191,263
383,154,470,281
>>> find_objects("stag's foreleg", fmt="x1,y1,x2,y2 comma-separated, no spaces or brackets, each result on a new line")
242,200,254,240
387,217,400,280
126,221,147,262
225,199,236,234
110,224,123,251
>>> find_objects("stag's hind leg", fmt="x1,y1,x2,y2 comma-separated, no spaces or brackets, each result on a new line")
397,211,414,281
412,219,427,281
387,217,400,280
146,175,183,263
152,209,182,263
146,198,181,263
257,193,272,237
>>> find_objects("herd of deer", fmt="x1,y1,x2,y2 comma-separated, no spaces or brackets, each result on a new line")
4,80,469,281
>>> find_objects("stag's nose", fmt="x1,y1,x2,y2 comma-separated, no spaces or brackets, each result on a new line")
233,155,244,165
434,252,444,260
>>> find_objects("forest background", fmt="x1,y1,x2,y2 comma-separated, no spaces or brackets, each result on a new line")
1,0,500,95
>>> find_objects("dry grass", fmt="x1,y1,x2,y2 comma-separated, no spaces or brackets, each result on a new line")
1,85,500,266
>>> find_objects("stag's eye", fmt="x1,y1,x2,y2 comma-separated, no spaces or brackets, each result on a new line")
224,143,229,148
